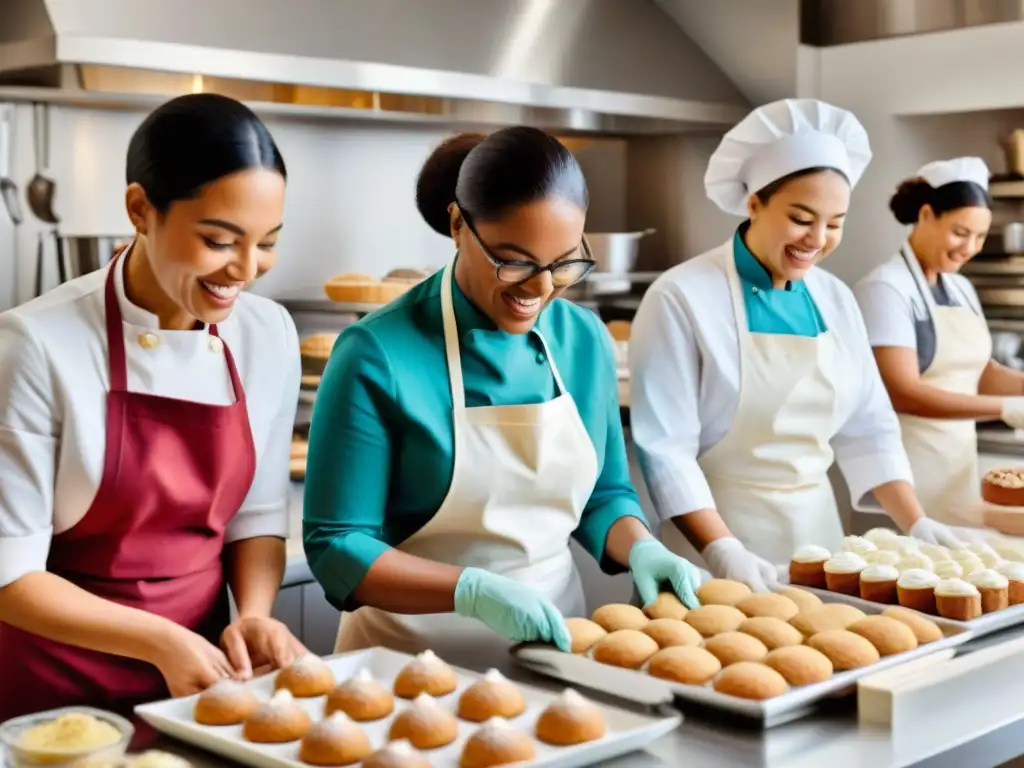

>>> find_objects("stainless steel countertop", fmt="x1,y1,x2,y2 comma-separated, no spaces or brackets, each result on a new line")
150,624,1024,768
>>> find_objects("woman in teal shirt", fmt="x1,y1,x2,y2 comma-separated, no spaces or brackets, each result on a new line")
304,127,699,667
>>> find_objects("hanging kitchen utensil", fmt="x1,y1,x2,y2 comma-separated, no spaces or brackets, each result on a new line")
0,104,22,225
33,232,44,297
26,103,57,224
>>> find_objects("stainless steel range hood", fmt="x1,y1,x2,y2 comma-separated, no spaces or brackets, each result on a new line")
0,0,750,134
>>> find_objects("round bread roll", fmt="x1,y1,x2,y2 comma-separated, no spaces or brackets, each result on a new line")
712,662,789,700
274,653,336,698
684,604,747,637
457,669,527,722
642,592,689,621
242,690,312,743
764,645,834,686
738,616,804,650
847,615,918,656
591,604,649,632
592,629,659,669
362,740,431,768
298,712,372,767
880,606,944,644
460,717,536,768
807,629,881,670
393,650,458,698
647,646,722,685
564,617,607,654
735,593,799,621
642,618,703,649
193,679,261,725
704,632,769,666
790,604,866,636
325,669,395,721
775,587,823,613
535,689,606,746
696,579,752,606
388,693,459,750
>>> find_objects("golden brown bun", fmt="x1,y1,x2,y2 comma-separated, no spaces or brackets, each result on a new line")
564,617,607,654
591,604,649,632
274,654,336,698
735,593,799,621
790,604,866,636
457,670,527,722
242,691,312,743
361,741,431,768
737,617,804,651
642,592,689,621
535,690,606,746
388,694,459,750
704,632,769,666
193,680,261,725
393,651,458,698
848,615,918,656
591,629,659,669
764,645,833,686
642,618,703,649
299,333,339,359
459,719,536,768
712,662,789,700
684,604,747,637
647,646,722,685
298,712,372,766
324,670,395,721
696,579,752,606
775,587,823,613
807,629,880,670
880,606,943,643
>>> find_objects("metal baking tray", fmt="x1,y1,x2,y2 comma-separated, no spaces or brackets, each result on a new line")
135,648,681,768
794,585,1024,639
512,599,971,729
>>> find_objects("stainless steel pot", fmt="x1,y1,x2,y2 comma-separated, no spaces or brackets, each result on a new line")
584,228,656,273
61,235,133,280
1004,223,1024,254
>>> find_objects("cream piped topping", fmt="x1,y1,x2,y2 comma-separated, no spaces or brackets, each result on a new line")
556,688,591,709
842,536,877,556
792,545,831,563
376,739,417,757
412,649,446,670
315,711,359,734
997,561,1024,581
268,689,296,708
918,544,951,562
935,578,979,597
895,553,934,573
967,569,1009,589
411,692,441,710
860,564,898,582
482,668,507,685
897,569,940,588
934,561,964,580
863,549,901,566
291,653,330,672
864,527,900,545
950,549,983,565
823,552,867,574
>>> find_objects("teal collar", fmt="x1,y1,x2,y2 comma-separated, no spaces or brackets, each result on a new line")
448,255,548,343
733,225,804,293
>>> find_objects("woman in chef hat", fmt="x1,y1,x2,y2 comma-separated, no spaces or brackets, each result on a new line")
855,158,1024,527
304,128,701,667
629,99,988,592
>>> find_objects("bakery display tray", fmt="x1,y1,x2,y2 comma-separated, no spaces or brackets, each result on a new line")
794,585,1024,639
135,648,680,768
512,600,971,729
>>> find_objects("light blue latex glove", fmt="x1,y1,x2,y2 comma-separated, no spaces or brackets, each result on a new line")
453,567,572,652
628,538,701,609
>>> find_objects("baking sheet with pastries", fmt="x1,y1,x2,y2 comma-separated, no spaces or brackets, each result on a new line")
513,583,970,728
135,647,680,768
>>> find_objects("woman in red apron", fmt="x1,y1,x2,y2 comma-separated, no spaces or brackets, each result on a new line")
0,93,304,722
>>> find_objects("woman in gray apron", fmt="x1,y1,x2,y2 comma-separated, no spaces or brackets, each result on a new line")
303,128,700,670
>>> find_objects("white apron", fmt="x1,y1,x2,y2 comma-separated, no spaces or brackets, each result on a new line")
334,261,598,671
661,252,847,567
896,246,991,526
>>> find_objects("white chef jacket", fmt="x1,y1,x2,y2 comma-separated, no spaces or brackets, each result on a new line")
629,239,914,525
0,257,301,588
854,248,984,371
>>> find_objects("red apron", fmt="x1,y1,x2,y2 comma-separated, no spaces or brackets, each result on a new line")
0,250,257,722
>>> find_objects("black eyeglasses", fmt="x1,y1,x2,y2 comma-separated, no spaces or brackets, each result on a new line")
457,201,596,287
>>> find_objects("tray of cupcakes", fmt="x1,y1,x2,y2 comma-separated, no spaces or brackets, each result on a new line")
134,647,681,768
787,528,1024,638
512,580,969,728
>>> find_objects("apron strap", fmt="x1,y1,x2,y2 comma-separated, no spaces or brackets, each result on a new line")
440,261,466,411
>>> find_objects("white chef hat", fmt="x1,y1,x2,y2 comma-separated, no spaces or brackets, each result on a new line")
916,157,989,191
705,98,872,216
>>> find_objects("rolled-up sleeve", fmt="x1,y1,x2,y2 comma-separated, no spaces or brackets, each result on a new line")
833,302,914,509
572,313,648,573
629,284,715,522
226,305,300,543
0,315,58,588
303,325,395,612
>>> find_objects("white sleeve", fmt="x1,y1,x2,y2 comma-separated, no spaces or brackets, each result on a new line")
629,283,716,521
832,298,914,508
852,279,917,349
224,305,300,544
0,315,58,587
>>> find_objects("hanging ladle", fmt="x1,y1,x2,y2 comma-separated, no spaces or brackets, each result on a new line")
26,103,57,224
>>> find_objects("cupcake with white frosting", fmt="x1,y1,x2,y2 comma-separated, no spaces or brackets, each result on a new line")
896,569,940,614
918,543,952,563
894,552,934,573
933,560,964,580
823,552,867,595
863,528,900,548
859,564,899,604
862,549,900,567
842,535,877,558
967,569,1010,613
997,561,1024,605
964,542,1002,569
789,545,831,589
934,578,981,621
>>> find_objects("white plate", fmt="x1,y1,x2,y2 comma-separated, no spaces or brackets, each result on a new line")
513,598,972,729
135,648,681,768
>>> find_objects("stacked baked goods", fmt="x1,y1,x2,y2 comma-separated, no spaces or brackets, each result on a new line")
323,268,430,306
299,333,338,377
562,582,946,701
786,530,1024,620
290,436,308,481
188,648,609,765
982,467,1024,507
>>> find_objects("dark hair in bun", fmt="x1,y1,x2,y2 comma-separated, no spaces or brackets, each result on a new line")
415,127,588,236
889,177,989,225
